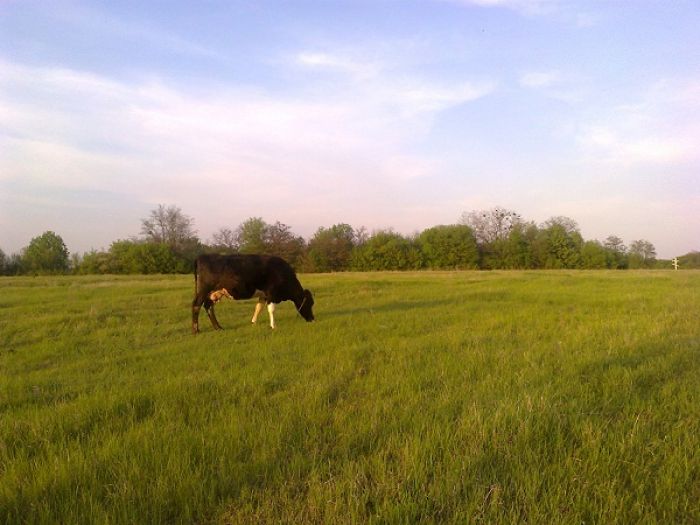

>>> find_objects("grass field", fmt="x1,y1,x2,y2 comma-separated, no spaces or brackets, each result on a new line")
1,270,699,524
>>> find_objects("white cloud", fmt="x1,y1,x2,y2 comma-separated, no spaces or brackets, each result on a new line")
0,56,495,251
575,78,700,167
519,71,561,89
445,0,558,16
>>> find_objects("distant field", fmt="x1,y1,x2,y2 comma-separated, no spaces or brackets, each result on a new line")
1,271,699,524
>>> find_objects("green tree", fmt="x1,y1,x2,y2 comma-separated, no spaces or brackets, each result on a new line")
236,217,268,254
628,239,656,269
460,207,523,268
418,225,478,269
307,224,357,272
499,222,538,269
21,231,70,274
351,230,423,271
533,217,583,269
264,221,306,268
604,235,628,269
581,240,609,269
76,249,114,274
109,240,187,274
678,251,700,269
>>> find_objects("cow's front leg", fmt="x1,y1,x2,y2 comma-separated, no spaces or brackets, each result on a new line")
204,298,223,330
267,302,276,329
251,298,264,324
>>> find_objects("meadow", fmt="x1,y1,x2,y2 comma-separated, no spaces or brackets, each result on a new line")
1,270,699,524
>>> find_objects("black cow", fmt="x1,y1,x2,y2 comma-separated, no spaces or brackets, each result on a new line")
192,253,314,334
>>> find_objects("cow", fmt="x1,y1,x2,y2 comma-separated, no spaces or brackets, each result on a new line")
192,253,314,334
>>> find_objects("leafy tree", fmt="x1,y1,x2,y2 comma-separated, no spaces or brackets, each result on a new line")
499,222,538,269
351,230,423,271
236,217,268,254
628,239,657,269
109,240,188,274
678,251,700,269
76,249,114,274
307,224,357,272
418,225,478,269
0,248,6,275
533,217,583,269
264,221,306,268
604,235,628,269
580,240,609,269
21,231,70,274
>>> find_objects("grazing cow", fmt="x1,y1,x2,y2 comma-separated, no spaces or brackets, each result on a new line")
192,253,314,334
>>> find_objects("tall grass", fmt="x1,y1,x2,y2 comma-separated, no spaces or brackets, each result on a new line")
1,271,699,523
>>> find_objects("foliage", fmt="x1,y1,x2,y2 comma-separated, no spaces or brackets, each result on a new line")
75,241,189,274
678,251,700,269
235,217,268,254
306,224,358,272
604,235,628,269
628,239,657,269
351,230,423,271
580,240,609,269
5,207,677,275
532,217,583,269
2,272,700,524
20,231,70,274
209,227,238,253
418,224,478,269
140,204,197,250
459,206,522,245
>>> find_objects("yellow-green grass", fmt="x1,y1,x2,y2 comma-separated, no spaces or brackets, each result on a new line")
1,271,699,524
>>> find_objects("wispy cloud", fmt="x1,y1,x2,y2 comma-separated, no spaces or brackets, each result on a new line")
0,55,495,249
575,78,700,167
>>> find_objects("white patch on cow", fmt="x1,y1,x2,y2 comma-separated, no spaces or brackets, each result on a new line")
267,302,276,329
251,301,264,323
209,288,232,303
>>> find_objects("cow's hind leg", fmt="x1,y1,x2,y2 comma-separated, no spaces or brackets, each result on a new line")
204,298,224,330
192,293,206,334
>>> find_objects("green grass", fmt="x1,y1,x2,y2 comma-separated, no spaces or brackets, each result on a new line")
1,271,699,524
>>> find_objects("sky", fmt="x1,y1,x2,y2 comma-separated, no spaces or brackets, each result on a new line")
1,0,698,259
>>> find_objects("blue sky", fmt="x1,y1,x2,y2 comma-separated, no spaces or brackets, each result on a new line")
1,0,698,258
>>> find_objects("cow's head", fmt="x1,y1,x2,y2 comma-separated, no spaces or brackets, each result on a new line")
297,289,315,322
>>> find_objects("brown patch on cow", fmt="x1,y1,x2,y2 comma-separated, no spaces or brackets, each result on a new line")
209,288,233,303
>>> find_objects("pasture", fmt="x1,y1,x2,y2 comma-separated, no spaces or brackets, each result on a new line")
1,271,699,524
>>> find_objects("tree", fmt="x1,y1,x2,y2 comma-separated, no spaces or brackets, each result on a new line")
459,207,522,246
678,251,700,269
580,240,609,269
533,217,583,269
264,221,306,268
418,225,478,269
604,235,628,269
628,239,656,268
21,231,70,274
236,217,268,254
499,222,538,269
141,204,198,251
0,248,6,275
351,230,423,271
210,227,238,252
307,224,357,272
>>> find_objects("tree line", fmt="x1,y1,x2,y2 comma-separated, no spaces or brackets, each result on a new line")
1,205,698,275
